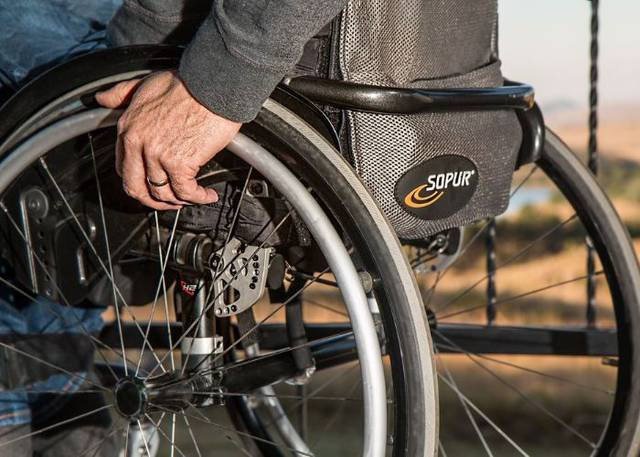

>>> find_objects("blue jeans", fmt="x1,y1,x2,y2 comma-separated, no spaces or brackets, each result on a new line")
0,0,121,431
0,295,104,427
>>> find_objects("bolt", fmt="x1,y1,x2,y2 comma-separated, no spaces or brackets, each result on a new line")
252,262,259,269
230,305,237,312
252,255,258,261
250,182,263,195
249,283,256,290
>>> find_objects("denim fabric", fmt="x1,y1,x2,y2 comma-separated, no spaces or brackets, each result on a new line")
0,0,121,90
0,295,104,427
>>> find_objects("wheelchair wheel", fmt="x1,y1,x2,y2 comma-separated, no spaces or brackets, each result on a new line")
0,47,436,457
407,131,640,455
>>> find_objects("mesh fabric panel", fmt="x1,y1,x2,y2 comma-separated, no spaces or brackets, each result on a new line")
339,0,522,238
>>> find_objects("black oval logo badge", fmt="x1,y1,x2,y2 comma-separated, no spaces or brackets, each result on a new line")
395,154,479,220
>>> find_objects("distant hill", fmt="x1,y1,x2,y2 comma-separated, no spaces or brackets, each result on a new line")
543,104,640,164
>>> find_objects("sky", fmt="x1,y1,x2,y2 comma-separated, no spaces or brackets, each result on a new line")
498,0,640,112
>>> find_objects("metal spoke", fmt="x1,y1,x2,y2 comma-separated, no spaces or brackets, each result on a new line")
438,440,448,457
39,158,165,372
260,363,361,432
435,330,597,448
181,167,253,376
304,298,349,318
183,415,203,457
143,414,189,457
436,214,577,316
170,413,177,457
160,402,313,457
438,269,604,321
136,209,181,376
0,204,126,380
510,165,539,200
0,404,112,448
89,133,129,376
124,422,130,457
183,404,253,457
310,374,362,451
146,209,295,378
437,348,493,456
0,339,107,392
156,212,176,373
434,340,612,395
438,374,530,456
136,419,153,457
76,423,125,457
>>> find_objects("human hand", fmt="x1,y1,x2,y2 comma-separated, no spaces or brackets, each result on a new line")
95,71,241,210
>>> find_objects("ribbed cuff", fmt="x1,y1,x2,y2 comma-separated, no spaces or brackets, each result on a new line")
178,16,285,123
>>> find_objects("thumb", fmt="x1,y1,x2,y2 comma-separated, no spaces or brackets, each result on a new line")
95,79,143,108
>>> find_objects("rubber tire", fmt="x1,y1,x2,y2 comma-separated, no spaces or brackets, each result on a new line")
540,131,640,456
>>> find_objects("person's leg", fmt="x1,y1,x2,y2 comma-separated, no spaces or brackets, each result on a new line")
0,280,114,456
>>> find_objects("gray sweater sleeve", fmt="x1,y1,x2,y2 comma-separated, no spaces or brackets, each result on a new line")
108,0,345,123
178,1,345,122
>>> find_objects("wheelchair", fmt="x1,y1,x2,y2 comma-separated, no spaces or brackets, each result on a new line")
0,41,638,457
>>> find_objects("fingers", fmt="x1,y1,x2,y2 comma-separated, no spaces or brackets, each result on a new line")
95,79,143,109
144,156,187,206
119,134,179,211
164,165,218,205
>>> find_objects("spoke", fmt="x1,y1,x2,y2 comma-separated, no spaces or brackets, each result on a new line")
509,165,539,199
438,269,604,321
0,339,107,392
183,415,203,457
170,413,176,457
146,209,295,378
181,167,253,376
438,440,448,457
20,388,104,395
184,404,253,457
304,298,349,318
156,212,176,372
143,414,190,457
0,404,112,448
0,204,126,381
193,391,361,402
438,374,529,456
136,209,181,376
422,271,441,310
39,158,165,371
205,328,355,377
435,330,597,448
261,363,361,431
437,348,493,456
89,133,129,376
77,423,125,457
0,273,143,378
136,419,153,457
434,340,612,395
124,422,130,457
435,214,577,315
310,374,362,451
160,402,312,457
204,266,332,373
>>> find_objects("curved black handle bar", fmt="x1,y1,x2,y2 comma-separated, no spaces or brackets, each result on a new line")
286,76,535,114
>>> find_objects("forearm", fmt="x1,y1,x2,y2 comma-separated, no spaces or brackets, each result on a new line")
179,0,346,122
109,0,345,123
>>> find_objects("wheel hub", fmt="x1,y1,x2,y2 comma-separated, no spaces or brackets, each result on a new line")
114,377,147,419
113,371,221,419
